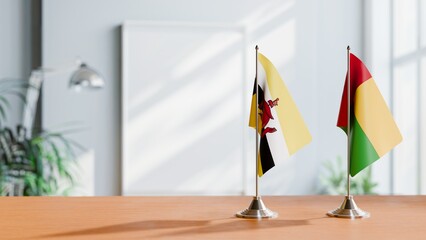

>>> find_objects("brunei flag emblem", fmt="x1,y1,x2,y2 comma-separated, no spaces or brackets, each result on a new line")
249,53,312,176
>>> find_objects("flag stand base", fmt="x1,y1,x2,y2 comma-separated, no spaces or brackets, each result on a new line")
236,196,278,219
327,195,370,219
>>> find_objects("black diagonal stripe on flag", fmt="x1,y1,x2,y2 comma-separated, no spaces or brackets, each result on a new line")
251,77,265,106
252,81,275,175
257,83,265,106
260,136,275,175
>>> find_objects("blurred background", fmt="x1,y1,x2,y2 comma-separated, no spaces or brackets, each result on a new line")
0,0,424,196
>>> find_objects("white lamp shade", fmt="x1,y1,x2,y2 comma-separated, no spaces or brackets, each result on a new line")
69,63,104,90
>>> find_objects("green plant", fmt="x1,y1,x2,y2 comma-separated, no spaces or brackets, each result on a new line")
318,156,378,195
0,125,82,196
0,78,81,196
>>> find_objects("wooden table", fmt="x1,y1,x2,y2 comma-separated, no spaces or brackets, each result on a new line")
1,196,426,239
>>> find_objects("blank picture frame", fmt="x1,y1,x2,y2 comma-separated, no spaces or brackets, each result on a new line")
121,21,248,195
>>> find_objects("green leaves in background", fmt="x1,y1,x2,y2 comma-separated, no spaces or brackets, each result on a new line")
319,156,378,195
0,125,81,196
0,78,81,196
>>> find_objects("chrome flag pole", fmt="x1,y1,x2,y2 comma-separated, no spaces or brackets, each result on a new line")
236,45,277,219
327,46,369,219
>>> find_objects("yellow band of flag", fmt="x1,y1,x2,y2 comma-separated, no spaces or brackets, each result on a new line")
258,53,312,155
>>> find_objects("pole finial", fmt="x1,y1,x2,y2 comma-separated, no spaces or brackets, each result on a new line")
255,45,259,50
347,45,351,51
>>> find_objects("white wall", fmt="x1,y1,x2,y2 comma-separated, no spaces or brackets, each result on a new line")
42,0,363,195
315,0,365,191
0,0,32,127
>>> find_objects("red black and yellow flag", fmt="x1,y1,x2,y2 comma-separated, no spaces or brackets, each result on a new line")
249,53,311,176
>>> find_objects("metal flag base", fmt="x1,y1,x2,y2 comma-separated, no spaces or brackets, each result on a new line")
327,195,370,219
236,196,278,219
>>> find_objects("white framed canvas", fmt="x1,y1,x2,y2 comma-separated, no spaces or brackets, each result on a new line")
121,21,248,195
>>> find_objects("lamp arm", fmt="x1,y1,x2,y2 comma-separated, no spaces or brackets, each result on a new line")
34,59,82,77
22,72,42,137
21,59,103,136
21,59,82,136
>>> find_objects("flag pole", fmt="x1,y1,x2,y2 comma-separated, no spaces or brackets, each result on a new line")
236,45,277,219
326,46,369,219
346,45,351,198
255,45,259,198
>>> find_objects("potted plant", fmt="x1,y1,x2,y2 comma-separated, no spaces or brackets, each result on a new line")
0,79,80,196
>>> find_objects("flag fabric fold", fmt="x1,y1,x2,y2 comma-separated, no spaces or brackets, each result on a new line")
337,53,402,177
249,53,311,176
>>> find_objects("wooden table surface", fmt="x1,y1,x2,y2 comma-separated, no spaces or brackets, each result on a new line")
1,196,426,239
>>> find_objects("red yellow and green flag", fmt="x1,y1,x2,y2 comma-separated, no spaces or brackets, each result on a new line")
337,53,402,177
249,53,311,176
